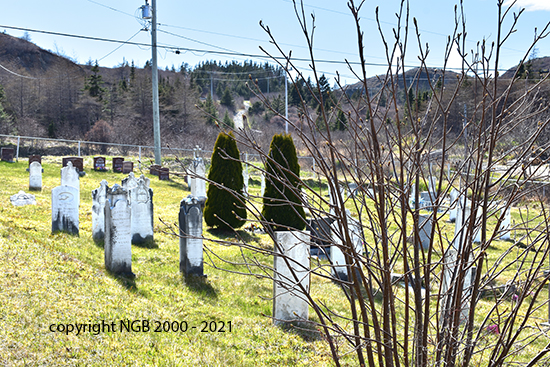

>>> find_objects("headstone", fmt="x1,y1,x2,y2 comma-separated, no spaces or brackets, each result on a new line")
500,206,511,241
93,156,106,171
448,188,459,223
62,157,84,172
330,222,349,281
1,147,14,162
51,185,79,235
473,206,483,243
159,167,170,180
190,158,206,197
113,157,124,173
28,155,41,166
306,216,335,258
10,191,36,206
122,161,134,174
61,161,80,193
428,176,438,197
417,214,433,250
29,161,42,191
129,177,154,244
150,164,161,176
121,172,138,191
243,166,249,197
179,195,204,276
91,180,109,242
104,184,132,275
273,231,310,325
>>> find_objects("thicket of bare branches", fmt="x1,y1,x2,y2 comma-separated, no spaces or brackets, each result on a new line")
196,0,550,366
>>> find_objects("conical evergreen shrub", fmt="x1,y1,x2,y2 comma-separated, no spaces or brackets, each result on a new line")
262,134,306,231
204,132,247,230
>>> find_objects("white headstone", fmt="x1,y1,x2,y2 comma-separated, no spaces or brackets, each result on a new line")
104,185,132,275
29,161,42,191
10,191,36,206
418,214,433,250
448,188,459,223
500,206,511,241
330,221,349,280
121,172,138,191
260,173,266,197
52,185,79,235
243,167,249,197
179,195,204,276
273,230,310,325
189,158,207,199
61,161,80,194
473,206,483,243
91,180,109,242
428,176,438,197
130,177,154,244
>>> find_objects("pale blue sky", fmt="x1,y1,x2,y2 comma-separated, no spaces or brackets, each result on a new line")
2,0,549,85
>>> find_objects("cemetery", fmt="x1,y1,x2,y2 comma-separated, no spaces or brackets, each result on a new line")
0,145,548,366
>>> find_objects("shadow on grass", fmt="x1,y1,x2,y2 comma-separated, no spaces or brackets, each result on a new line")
132,238,159,249
164,179,188,191
107,270,138,293
206,227,260,243
183,274,218,299
276,321,322,342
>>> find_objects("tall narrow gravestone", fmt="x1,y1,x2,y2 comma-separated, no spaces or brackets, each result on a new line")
273,231,310,325
61,161,80,194
104,185,133,275
448,188,459,223
500,205,511,241
179,195,204,276
189,158,206,198
91,180,109,242
29,161,42,191
130,177,154,244
52,185,79,235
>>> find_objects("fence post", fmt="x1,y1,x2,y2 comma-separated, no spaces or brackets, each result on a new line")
78,141,81,157
139,146,142,169
16,136,20,162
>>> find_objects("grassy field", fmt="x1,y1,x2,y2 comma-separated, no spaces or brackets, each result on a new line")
0,157,338,366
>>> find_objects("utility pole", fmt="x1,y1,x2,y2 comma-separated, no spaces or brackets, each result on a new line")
151,0,161,164
285,71,288,134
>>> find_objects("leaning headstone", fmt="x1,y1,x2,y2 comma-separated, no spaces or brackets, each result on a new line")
104,184,133,275
1,147,14,162
51,185,79,235
129,177,154,245
61,161,80,193
29,161,42,191
273,231,310,325
112,157,124,173
179,195,204,276
91,180,109,242
10,191,36,206
500,205,511,241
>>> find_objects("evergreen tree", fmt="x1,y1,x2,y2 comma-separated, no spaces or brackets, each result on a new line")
223,111,234,129
204,132,247,230
220,86,234,109
262,134,306,231
204,93,217,125
85,61,107,101
334,108,348,131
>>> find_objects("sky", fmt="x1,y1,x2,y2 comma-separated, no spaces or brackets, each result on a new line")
2,0,550,86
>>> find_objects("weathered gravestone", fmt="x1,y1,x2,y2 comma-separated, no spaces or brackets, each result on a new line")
329,212,364,281
129,177,154,244
242,166,249,197
121,172,138,191
93,156,106,171
61,161,80,194
1,147,14,162
10,191,36,206
112,157,124,173
273,231,310,325
29,161,42,191
306,217,334,258
417,214,433,250
149,164,161,176
179,195,204,276
260,173,266,197
122,161,134,174
51,185,79,235
91,180,109,242
104,184,133,275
